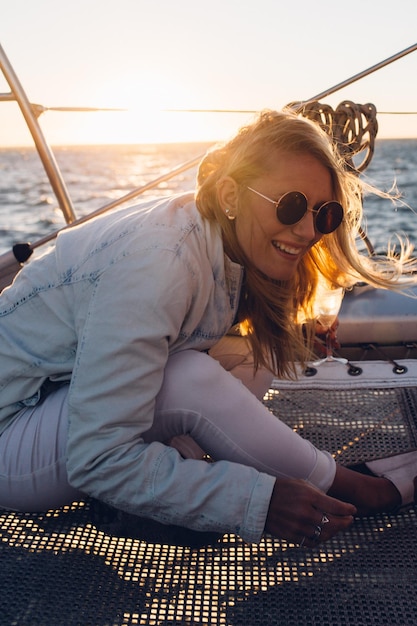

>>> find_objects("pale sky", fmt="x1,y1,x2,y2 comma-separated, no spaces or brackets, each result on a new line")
1,0,417,146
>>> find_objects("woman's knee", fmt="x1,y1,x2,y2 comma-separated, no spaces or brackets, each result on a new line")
210,336,273,399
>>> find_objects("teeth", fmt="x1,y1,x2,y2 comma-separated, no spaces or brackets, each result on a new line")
273,241,300,255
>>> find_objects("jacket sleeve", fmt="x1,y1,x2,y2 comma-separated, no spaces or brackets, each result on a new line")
65,248,275,543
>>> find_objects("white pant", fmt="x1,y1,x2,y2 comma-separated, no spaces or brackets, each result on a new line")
0,337,335,511
0,385,82,511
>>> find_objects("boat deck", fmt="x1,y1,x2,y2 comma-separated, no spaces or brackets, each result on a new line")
2,360,417,625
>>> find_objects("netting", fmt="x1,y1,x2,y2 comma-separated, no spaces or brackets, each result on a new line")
1,382,417,625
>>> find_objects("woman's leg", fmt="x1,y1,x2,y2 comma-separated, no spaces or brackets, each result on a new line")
0,384,83,512
145,350,336,493
148,350,403,515
209,335,274,400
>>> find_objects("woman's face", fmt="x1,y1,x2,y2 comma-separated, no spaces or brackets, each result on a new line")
235,152,334,281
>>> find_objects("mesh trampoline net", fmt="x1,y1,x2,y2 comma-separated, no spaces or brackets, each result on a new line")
1,381,417,625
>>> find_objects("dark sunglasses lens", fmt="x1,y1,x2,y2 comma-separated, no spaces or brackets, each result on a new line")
276,192,307,225
315,202,344,234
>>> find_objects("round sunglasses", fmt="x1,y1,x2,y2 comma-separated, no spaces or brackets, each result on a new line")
246,186,344,235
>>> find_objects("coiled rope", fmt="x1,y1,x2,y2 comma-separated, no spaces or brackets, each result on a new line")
293,100,378,173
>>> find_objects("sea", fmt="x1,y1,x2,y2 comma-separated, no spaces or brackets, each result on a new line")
1,139,417,257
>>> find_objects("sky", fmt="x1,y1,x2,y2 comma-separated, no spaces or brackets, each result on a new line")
1,0,417,146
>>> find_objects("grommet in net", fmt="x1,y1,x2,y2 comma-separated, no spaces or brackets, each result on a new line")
303,366,317,377
348,365,363,376
393,364,408,374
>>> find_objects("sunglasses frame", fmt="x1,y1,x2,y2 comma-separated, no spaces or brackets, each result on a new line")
246,186,343,235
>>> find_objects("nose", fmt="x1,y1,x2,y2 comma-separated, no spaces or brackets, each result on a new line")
291,208,317,240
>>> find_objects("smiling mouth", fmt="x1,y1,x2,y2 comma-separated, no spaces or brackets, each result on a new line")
272,241,302,256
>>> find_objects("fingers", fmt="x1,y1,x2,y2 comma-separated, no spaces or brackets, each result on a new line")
299,492,356,547
300,508,352,548
317,489,357,515
265,478,356,548
298,509,350,549
315,489,357,518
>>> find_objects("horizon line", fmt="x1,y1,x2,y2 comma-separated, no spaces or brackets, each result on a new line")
2,135,417,149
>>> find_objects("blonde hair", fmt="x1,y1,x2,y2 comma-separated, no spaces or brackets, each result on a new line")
195,109,417,378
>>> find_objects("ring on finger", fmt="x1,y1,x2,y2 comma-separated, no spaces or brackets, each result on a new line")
311,524,322,541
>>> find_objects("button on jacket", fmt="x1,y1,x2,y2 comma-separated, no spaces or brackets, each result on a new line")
0,193,275,542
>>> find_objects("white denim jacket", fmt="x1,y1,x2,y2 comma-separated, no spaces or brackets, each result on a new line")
0,193,275,543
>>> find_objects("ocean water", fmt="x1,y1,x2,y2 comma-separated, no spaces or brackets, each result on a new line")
0,139,417,257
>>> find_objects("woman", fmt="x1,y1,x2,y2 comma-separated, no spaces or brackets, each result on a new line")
1,109,416,549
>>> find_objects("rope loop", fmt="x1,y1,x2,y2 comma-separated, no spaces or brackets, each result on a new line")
290,100,378,172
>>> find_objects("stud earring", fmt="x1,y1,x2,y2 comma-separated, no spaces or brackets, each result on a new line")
225,208,236,220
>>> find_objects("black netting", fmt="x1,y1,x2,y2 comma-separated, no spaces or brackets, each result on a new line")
2,385,417,625
264,386,417,465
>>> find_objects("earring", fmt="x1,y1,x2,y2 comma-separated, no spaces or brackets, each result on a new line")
225,208,236,220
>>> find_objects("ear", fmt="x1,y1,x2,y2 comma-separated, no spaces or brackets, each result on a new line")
216,176,240,219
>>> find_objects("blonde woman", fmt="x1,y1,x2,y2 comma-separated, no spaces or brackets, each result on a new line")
1,109,416,548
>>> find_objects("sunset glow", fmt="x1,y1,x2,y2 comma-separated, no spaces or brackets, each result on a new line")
2,1,417,146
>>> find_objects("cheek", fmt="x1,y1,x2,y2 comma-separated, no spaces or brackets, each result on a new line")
235,208,273,251
235,220,264,259
234,214,252,253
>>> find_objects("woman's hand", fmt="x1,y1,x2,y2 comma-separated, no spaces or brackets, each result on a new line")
265,478,356,548
314,318,340,356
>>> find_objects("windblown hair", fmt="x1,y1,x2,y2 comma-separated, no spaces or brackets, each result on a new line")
195,109,417,378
